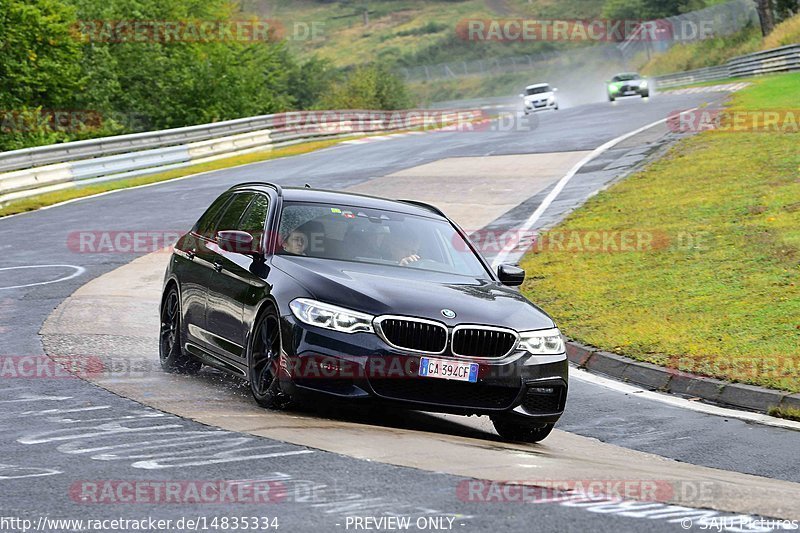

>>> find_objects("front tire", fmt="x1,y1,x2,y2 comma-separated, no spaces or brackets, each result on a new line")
159,286,201,374
248,306,294,409
491,416,554,443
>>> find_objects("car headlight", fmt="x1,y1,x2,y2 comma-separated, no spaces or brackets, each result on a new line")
609,85,619,93
289,298,375,334
548,96,555,103
518,328,564,355
640,80,648,88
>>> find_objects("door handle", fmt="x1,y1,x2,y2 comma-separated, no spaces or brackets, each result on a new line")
213,262,223,273
186,250,196,260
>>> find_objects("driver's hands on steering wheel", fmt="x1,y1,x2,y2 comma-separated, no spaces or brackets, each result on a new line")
399,254,420,266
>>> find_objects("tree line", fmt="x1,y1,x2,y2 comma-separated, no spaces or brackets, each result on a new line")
0,0,412,151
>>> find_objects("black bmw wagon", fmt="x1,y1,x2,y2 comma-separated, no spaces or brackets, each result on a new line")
160,182,568,442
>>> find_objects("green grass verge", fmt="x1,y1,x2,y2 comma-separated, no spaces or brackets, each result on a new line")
727,72,800,110
768,406,800,422
659,70,800,94
656,76,758,91
519,71,800,393
0,138,347,218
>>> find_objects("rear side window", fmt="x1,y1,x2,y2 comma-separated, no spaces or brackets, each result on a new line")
214,193,255,234
194,193,231,238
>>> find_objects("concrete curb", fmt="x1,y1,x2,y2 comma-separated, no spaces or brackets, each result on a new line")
565,340,794,414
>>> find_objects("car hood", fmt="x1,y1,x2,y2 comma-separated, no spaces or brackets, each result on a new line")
273,256,555,332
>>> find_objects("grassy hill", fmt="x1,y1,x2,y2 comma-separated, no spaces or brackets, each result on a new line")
240,0,607,68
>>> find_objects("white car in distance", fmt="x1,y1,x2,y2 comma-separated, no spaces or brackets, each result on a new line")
520,83,559,114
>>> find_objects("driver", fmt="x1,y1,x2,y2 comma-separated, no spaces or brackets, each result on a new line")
281,229,308,256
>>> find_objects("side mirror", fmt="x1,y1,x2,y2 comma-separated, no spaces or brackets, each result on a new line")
217,230,258,255
497,264,525,286
553,88,559,92
519,93,525,98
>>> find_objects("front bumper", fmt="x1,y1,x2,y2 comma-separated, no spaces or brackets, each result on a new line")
524,99,557,112
609,84,648,97
279,315,568,422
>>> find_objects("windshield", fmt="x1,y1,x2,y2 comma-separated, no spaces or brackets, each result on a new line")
525,85,551,95
611,74,640,82
277,202,489,278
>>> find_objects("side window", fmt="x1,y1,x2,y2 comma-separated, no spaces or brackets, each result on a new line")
214,193,254,235
238,194,270,235
194,193,231,239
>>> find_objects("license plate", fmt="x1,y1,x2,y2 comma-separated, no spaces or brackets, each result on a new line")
419,357,478,383
624,90,637,95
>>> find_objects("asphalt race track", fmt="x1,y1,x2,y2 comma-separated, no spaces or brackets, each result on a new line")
2,94,800,532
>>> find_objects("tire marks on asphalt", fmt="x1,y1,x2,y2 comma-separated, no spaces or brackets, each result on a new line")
1,392,312,470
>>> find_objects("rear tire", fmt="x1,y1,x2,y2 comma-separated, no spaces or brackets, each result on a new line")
248,306,294,409
491,416,554,443
159,285,202,374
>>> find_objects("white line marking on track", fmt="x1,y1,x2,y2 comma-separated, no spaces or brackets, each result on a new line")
491,109,698,268
0,464,62,480
0,264,86,290
570,365,800,431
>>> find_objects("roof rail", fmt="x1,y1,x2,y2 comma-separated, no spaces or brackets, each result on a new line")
398,199,446,218
228,182,283,196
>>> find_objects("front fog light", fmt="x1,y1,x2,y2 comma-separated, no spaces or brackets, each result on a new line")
518,328,564,355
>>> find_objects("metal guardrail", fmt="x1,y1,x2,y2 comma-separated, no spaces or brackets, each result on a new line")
654,43,800,88
0,115,279,174
0,109,480,205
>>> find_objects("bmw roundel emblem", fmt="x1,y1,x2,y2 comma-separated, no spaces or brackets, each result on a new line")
441,309,456,319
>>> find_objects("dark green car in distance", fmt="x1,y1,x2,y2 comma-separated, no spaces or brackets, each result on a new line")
606,72,650,101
